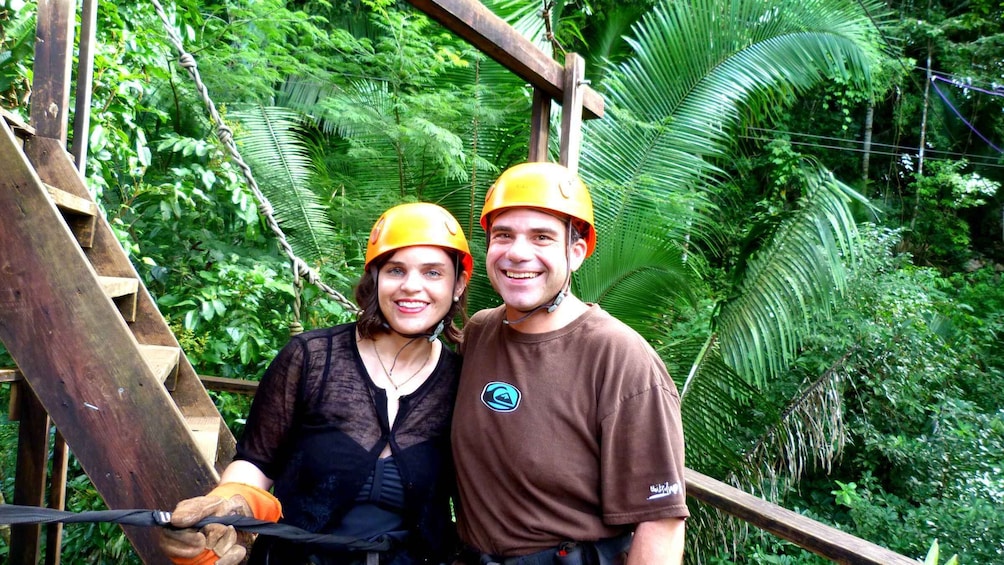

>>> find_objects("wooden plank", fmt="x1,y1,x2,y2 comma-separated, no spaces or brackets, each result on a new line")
406,0,603,119
98,276,139,298
99,276,140,321
9,384,50,565
685,469,918,564
559,53,586,174
200,375,259,395
1,107,35,138
44,182,98,217
1,367,23,383
1,122,219,565
186,416,222,464
28,0,75,143
139,344,182,385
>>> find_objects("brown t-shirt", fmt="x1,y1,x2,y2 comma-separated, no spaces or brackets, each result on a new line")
452,304,688,557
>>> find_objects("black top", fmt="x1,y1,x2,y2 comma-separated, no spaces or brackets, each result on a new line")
236,323,461,563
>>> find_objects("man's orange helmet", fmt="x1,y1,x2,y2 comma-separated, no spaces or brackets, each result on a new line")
480,162,596,257
365,202,473,283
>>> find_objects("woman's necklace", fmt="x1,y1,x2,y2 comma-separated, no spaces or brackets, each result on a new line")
371,338,433,391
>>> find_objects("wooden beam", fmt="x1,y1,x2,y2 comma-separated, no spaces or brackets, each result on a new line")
406,0,603,120
685,469,918,564
28,0,75,143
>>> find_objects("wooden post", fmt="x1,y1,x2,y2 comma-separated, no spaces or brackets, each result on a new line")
45,430,70,565
71,0,99,171
28,0,75,143
9,383,51,565
559,53,586,174
528,88,551,162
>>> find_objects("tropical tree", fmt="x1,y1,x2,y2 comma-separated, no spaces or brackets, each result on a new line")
223,0,896,560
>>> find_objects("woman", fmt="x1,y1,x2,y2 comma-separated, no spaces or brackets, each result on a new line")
160,202,472,565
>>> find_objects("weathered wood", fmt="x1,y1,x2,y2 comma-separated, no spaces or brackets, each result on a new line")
1,107,34,138
559,53,585,174
70,0,98,171
199,375,260,395
0,124,221,565
1,367,23,383
28,0,75,143
24,134,238,471
45,429,69,565
528,88,551,162
406,0,603,119
685,469,919,564
9,383,50,565
44,182,98,217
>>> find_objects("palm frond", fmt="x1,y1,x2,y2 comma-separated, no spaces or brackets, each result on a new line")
230,105,337,264
732,347,853,499
665,335,753,474
715,163,867,386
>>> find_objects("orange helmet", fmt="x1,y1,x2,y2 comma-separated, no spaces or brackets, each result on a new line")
365,202,473,283
480,162,596,257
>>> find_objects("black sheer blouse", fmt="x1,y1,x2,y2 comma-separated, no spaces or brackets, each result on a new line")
237,323,460,562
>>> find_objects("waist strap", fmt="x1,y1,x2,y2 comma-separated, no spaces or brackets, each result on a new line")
474,532,633,565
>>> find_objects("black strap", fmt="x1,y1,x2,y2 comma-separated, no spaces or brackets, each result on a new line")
0,504,391,552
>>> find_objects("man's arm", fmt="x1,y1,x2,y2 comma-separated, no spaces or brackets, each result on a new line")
626,517,685,565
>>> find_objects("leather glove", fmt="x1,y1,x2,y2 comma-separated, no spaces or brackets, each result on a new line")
160,483,282,565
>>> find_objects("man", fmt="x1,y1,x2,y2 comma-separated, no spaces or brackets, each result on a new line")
453,162,688,565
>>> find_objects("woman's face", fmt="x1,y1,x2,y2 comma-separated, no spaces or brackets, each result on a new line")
377,246,464,336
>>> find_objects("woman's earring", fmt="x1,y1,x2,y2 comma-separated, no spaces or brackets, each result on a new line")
453,295,460,303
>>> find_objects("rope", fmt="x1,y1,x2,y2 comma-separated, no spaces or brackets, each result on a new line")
541,0,567,58
0,504,391,552
290,259,304,336
147,0,360,315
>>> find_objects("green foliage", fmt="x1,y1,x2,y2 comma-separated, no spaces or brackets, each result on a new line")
906,160,1001,267
59,463,141,564
0,1,34,108
774,226,1004,563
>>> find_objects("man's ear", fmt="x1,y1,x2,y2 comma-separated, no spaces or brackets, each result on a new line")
568,238,588,272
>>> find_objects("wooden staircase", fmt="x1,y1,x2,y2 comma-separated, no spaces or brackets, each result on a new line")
0,108,235,564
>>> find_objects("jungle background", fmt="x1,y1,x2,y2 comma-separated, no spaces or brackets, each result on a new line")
1,0,1003,563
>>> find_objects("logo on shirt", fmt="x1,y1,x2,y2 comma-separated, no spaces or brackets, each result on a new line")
481,381,521,412
647,481,682,500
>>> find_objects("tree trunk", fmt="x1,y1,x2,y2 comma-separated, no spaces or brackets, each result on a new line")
861,100,874,195
910,40,932,230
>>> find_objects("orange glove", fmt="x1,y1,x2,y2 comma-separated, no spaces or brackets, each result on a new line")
159,483,282,565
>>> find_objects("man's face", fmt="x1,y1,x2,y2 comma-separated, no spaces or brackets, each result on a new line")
485,208,586,313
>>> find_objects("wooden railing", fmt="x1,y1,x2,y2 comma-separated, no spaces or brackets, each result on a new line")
1,369,920,564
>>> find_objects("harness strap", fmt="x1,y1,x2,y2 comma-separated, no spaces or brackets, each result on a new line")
472,531,633,565
0,504,392,552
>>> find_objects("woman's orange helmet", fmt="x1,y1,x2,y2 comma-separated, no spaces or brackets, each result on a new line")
480,162,596,257
365,202,473,283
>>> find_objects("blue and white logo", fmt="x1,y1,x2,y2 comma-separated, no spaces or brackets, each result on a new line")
481,381,521,412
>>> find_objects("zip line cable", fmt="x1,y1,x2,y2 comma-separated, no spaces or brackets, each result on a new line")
147,0,360,315
744,127,1004,168
850,0,1003,156
0,504,391,552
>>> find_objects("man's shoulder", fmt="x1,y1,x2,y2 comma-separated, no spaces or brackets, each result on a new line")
469,305,506,326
